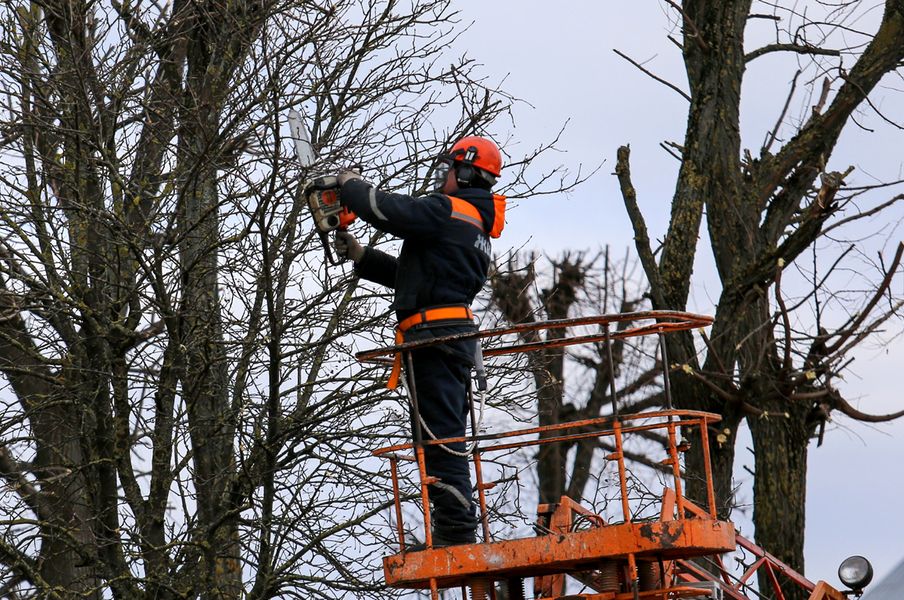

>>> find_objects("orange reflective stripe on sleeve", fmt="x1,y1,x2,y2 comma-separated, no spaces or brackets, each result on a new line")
448,196,484,231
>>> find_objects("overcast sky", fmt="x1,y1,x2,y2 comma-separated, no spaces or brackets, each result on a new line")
453,0,904,589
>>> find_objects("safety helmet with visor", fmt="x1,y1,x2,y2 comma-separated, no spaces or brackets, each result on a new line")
432,136,502,192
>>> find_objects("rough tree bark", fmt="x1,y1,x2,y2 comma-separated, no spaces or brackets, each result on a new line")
617,2,904,596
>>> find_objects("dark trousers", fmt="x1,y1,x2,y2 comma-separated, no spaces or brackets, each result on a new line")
408,344,478,542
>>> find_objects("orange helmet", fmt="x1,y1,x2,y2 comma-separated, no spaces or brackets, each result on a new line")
433,136,502,191
450,136,502,177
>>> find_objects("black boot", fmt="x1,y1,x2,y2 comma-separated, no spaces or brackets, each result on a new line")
433,525,476,546
406,528,476,553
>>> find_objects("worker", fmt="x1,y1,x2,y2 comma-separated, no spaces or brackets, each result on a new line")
333,136,505,547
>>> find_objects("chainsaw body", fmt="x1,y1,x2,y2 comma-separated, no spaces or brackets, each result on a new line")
304,175,357,233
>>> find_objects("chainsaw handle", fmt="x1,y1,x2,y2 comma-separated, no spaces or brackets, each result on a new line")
338,208,356,229
320,231,345,266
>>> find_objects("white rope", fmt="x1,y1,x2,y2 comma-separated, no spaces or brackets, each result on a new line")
400,365,487,458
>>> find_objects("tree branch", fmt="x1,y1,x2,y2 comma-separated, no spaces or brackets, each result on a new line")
0,536,54,598
822,194,904,237
774,261,793,371
0,445,46,520
824,241,904,355
762,70,800,154
735,168,853,296
834,394,904,423
662,0,709,52
745,43,841,63
616,146,666,308
762,4,904,205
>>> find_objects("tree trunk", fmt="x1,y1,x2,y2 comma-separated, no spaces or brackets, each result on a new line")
34,401,101,597
535,348,567,505
175,38,241,597
736,294,809,600
748,403,809,600
683,414,741,519
527,260,584,504
177,162,241,598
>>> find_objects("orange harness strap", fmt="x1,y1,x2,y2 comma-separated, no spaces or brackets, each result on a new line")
386,305,474,389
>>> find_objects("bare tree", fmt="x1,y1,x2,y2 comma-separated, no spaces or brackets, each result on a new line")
0,1,545,597
489,249,670,508
613,2,904,597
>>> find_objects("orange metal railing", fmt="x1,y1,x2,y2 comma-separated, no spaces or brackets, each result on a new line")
360,310,851,599
374,410,738,600
357,311,714,364
356,311,845,600
360,311,746,598
373,408,725,553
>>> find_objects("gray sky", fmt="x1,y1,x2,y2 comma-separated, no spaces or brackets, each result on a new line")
454,0,904,589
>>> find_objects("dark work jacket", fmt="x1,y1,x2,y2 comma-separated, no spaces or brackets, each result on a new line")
339,179,500,363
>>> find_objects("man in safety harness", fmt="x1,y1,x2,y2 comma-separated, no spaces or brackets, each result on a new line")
334,136,505,547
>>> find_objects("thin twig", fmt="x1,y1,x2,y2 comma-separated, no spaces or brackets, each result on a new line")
612,49,691,102
762,70,800,154
822,194,904,237
662,0,709,51
824,242,904,355
698,329,729,376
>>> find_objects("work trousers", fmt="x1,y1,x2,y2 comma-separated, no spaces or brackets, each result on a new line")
407,342,478,543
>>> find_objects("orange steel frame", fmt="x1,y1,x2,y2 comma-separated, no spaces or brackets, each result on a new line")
360,311,847,600
375,410,735,599
672,494,847,600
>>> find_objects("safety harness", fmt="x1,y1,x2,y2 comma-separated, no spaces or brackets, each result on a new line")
392,306,484,459
386,305,474,389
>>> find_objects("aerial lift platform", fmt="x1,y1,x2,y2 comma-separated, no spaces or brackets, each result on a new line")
357,311,870,600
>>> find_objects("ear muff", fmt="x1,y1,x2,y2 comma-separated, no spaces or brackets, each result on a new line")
454,146,478,186
455,163,474,186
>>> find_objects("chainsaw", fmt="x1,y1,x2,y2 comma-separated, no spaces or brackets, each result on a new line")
288,109,357,265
